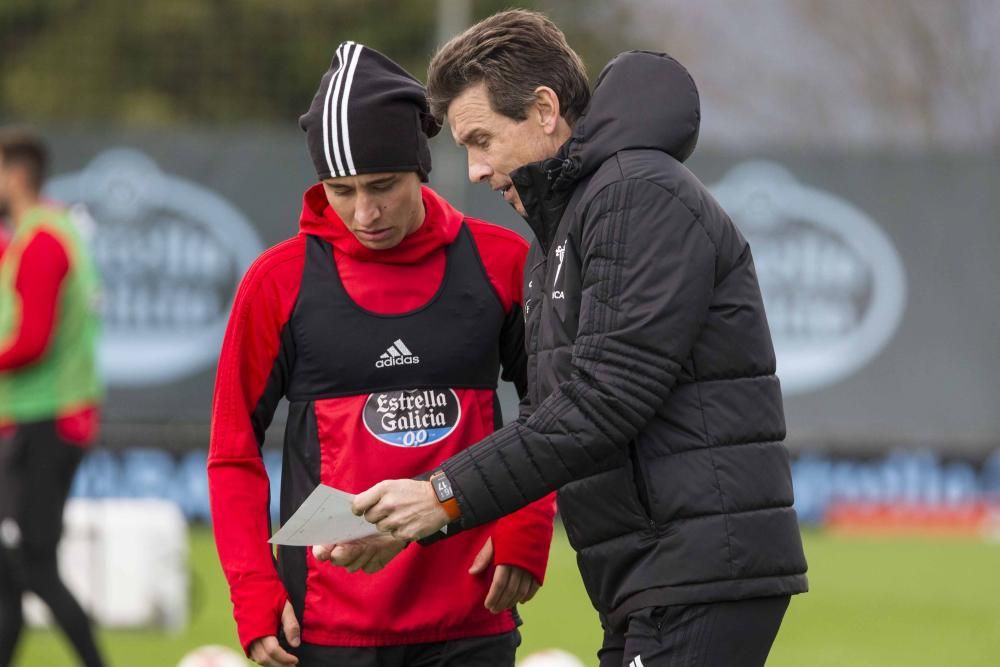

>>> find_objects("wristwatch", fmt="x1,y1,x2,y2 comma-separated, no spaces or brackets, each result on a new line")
429,470,461,521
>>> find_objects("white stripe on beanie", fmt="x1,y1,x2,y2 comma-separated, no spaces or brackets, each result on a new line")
327,41,356,176
321,41,366,177
340,43,364,175
321,42,348,177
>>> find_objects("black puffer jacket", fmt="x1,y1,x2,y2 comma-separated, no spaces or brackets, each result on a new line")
440,51,808,629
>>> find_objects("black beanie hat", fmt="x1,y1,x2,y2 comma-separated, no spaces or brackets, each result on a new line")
300,41,441,182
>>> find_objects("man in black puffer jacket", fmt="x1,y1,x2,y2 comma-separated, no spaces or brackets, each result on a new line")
353,10,808,666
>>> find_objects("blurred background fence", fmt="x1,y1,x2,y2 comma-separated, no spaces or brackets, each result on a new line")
4,0,1000,533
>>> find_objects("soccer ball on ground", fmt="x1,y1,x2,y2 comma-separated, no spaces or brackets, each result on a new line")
176,644,248,667
517,648,586,667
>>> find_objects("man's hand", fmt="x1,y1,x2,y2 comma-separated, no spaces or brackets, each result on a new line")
469,537,541,614
352,479,450,542
248,601,300,666
312,534,408,573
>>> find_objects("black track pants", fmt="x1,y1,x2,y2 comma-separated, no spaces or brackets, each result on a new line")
0,420,106,667
599,596,791,667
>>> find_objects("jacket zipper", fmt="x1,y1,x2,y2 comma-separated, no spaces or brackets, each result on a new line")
629,442,657,529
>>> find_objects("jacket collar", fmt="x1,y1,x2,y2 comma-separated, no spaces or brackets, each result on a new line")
511,149,581,255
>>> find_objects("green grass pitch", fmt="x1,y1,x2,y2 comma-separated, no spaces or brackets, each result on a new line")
13,526,1000,666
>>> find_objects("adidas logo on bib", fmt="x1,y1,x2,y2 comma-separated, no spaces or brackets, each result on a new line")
375,339,420,369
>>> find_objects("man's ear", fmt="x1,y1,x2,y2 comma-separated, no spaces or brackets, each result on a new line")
532,86,563,136
5,168,26,196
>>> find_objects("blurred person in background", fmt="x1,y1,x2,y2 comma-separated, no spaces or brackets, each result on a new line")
0,127,106,667
208,43,555,667
352,10,809,667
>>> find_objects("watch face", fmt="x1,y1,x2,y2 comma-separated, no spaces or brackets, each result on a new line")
433,475,454,501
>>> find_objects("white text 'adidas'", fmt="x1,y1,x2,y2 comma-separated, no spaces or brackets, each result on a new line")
375,339,420,369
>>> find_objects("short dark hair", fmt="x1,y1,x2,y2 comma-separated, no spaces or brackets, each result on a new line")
427,9,590,126
0,127,48,192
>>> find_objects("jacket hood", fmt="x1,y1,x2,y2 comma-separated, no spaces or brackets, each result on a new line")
298,183,463,264
511,51,700,249
520,51,701,190
571,50,699,178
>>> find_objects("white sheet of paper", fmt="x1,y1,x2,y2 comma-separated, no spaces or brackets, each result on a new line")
268,484,380,546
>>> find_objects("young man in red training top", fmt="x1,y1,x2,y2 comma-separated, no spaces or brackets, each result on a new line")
0,127,106,667
207,42,556,667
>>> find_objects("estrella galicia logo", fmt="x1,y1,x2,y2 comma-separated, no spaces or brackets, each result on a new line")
711,162,906,396
46,148,262,387
363,389,462,447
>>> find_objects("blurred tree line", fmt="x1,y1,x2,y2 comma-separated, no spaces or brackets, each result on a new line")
0,0,626,127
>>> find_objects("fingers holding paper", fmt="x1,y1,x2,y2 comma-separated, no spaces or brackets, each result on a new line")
351,479,450,542
312,534,408,573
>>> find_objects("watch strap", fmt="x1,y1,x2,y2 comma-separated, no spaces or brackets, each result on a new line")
429,471,461,521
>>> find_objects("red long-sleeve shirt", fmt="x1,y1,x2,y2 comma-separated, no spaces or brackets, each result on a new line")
209,185,555,651
0,227,98,443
